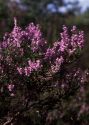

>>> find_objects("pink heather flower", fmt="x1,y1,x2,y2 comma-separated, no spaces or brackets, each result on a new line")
78,31,84,48
25,23,46,52
25,23,41,39
24,67,30,76
17,67,23,75
34,60,41,71
24,67,32,76
8,18,24,48
53,41,60,50
55,56,64,65
68,49,75,56
59,25,70,52
7,84,14,92
17,60,42,76
14,17,17,27
28,59,41,71
28,60,41,70
71,27,84,49
45,48,55,60
28,60,32,66
60,40,66,52
1,41,8,48
71,25,77,32
51,56,64,73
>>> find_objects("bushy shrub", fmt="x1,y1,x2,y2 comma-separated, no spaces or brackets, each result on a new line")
0,18,88,125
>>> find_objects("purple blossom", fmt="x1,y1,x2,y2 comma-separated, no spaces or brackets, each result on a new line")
44,48,55,60
17,60,42,76
7,84,14,92
17,67,23,75
51,56,64,73
25,23,46,52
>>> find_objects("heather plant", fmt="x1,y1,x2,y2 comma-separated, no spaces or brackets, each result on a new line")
0,19,88,125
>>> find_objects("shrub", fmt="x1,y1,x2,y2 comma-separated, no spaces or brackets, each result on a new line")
0,18,88,125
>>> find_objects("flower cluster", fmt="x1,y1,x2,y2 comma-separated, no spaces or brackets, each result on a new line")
17,59,41,76
0,19,86,89
0,19,86,92
51,56,64,73
0,19,88,125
